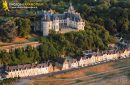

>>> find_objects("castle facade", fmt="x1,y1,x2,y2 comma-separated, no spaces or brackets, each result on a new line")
34,3,85,36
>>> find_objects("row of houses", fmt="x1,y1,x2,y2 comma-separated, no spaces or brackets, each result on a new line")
2,47,130,78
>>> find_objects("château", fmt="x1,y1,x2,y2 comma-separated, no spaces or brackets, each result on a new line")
33,3,85,36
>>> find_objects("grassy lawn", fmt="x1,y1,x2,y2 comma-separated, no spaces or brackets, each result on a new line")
112,59,130,68
75,79,83,83
27,34,40,42
85,71,98,75
0,44,10,47
0,33,40,46
0,35,40,48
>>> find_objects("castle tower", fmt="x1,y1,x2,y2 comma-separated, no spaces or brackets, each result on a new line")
41,12,52,36
52,16,60,32
68,2,75,13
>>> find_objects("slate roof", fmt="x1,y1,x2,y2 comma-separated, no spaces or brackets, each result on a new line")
5,63,49,72
37,4,82,22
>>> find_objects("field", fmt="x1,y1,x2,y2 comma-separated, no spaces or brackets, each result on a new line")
24,58,130,85
0,34,40,47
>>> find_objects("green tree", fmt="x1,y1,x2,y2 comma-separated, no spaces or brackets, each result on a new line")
16,18,31,37
105,19,117,34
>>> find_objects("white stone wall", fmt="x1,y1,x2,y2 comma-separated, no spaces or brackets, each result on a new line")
52,20,60,32
41,21,50,36
6,67,49,78
70,61,79,68
62,63,69,70
66,18,70,27
77,21,85,30
79,58,86,67
41,16,85,36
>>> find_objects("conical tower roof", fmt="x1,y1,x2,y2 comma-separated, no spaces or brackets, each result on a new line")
68,2,75,13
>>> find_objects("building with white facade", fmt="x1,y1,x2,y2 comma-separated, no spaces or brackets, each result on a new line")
2,47,130,78
34,3,85,36
4,63,52,78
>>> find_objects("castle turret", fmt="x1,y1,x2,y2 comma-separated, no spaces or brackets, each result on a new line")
68,3,75,13
52,16,60,32
41,12,52,36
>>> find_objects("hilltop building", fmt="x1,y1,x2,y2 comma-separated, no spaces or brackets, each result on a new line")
34,3,85,36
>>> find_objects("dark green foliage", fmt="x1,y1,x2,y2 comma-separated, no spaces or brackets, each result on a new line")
0,77,20,85
0,17,31,42
75,79,83,83
74,0,130,35
127,71,130,79
15,18,31,37
86,71,97,75
39,23,117,58
105,19,117,34
0,20,17,42
38,43,58,61
0,24,116,65
0,46,41,65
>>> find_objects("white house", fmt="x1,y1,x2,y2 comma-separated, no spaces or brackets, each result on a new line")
5,63,50,78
